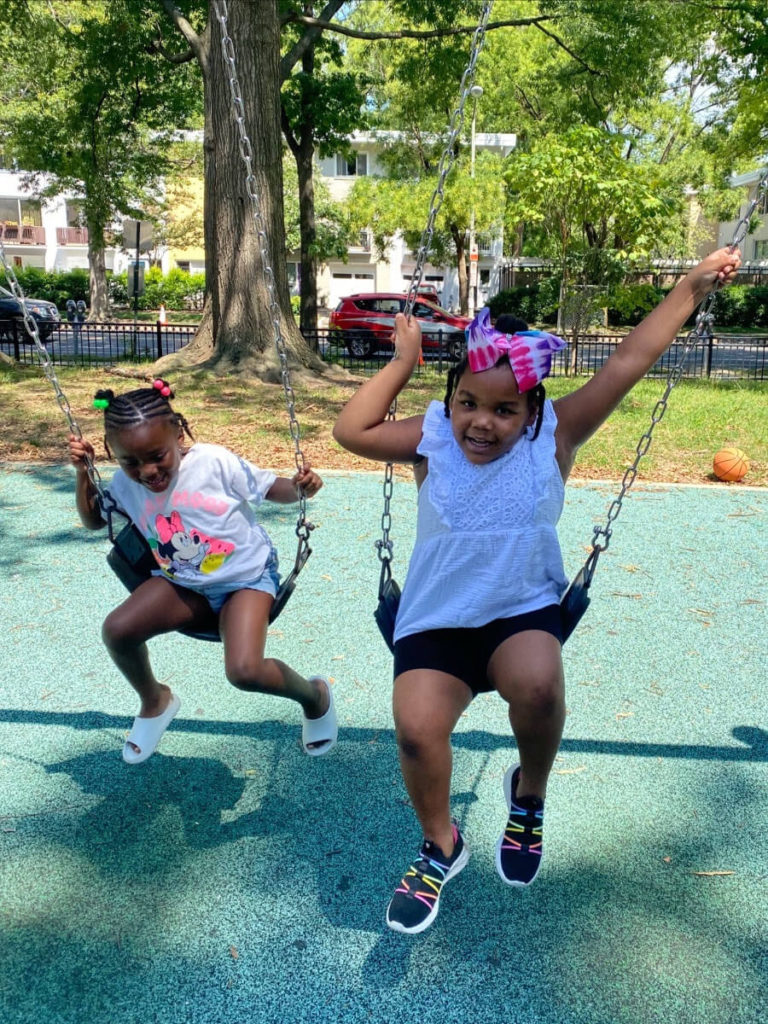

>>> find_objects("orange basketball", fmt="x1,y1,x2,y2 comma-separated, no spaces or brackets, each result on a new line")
713,447,749,482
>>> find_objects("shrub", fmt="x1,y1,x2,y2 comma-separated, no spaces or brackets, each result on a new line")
11,267,89,308
489,283,542,324
108,267,206,310
713,284,768,329
606,283,665,327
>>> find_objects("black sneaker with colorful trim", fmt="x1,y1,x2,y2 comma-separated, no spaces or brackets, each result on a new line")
495,765,544,886
386,823,470,935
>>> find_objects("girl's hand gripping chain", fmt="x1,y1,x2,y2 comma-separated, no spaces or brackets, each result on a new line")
292,464,323,498
392,312,423,370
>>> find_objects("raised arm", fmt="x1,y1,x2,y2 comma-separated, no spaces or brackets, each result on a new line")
554,247,741,465
332,313,426,463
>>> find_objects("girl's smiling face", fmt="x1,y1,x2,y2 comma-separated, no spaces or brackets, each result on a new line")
108,419,184,493
449,364,537,464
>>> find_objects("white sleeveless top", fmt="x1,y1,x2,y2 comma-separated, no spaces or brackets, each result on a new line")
393,400,568,642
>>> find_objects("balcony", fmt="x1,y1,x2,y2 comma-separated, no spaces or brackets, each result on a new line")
56,226,89,245
0,222,45,244
349,229,372,253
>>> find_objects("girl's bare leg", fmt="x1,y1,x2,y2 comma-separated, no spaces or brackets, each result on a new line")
218,590,329,746
102,577,215,716
488,630,565,800
392,670,473,855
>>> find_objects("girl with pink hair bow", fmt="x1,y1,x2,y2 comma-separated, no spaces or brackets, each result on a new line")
333,247,741,936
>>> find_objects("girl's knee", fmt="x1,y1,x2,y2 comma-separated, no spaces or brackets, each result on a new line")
395,716,451,761
514,677,564,719
102,609,141,650
225,655,268,691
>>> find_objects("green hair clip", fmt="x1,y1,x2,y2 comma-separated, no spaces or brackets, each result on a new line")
93,398,110,410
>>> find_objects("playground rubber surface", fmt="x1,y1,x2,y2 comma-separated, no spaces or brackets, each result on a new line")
1,464,766,1024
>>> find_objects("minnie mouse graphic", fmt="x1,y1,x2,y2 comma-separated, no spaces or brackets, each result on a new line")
154,510,211,576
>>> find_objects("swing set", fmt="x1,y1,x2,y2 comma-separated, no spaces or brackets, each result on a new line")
0,0,765,651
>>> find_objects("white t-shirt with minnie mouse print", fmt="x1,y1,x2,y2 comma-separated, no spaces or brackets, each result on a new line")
106,443,277,591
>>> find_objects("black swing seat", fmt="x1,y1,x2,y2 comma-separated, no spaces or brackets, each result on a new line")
374,567,592,653
107,520,293,643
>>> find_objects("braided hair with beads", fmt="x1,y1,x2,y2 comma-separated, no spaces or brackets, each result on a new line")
93,379,194,457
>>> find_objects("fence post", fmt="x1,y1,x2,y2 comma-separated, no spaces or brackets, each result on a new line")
705,332,713,378
12,319,20,362
156,319,163,360
438,329,443,374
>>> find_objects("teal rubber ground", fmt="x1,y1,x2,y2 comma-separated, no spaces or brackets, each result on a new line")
1,464,766,1024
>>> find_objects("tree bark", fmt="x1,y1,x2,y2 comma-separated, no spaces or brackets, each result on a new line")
282,26,320,338
159,0,322,378
87,218,109,319
451,225,469,315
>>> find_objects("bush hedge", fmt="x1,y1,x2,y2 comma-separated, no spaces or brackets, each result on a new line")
109,267,206,310
488,279,559,325
490,278,768,330
10,267,89,308
6,266,206,312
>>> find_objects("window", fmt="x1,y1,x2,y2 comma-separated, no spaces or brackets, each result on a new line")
176,261,191,273
13,256,22,267
0,197,19,222
754,239,768,260
66,200,87,228
20,200,42,226
335,152,367,177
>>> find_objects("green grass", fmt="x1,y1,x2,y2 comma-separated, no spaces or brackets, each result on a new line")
0,363,765,486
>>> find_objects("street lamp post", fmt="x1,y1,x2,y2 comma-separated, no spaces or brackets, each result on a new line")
468,84,483,318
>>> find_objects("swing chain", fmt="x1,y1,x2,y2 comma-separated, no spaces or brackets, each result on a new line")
404,0,494,315
585,168,768,578
376,0,494,575
0,239,111,507
213,0,312,559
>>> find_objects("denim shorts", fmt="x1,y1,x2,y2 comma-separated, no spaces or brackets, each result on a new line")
200,550,281,613
393,604,563,696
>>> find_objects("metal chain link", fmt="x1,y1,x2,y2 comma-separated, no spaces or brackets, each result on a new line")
212,0,312,568
377,0,494,576
582,168,768,584
0,237,113,510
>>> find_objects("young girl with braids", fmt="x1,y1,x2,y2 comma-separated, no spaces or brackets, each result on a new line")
333,247,741,935
69,379,337,763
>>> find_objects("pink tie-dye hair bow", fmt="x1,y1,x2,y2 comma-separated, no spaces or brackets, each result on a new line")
465,307,566,391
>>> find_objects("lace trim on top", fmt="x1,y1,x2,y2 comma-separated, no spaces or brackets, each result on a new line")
416,400,560,533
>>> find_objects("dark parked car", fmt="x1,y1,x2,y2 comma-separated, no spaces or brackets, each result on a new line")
0,285,61,343
329,292,471,358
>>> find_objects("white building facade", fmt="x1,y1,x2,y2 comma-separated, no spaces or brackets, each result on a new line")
314,131,516,311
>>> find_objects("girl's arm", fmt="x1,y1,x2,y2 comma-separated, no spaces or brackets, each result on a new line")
266,465,323,503
332,312,426,463
554,247,741,465
68,434,106,530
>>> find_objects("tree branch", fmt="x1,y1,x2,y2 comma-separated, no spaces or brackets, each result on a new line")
281,13,554,43
159,0,204,63
532,23,603,77
281,0,346,81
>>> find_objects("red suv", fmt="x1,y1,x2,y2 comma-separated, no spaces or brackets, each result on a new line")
329,293,470,359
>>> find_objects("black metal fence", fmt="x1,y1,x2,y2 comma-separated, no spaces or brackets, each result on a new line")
309,328,768,381
3,320,767,381
0,318,196,366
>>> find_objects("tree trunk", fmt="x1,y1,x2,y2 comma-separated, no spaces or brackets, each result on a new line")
297,138,319,339
161,0,322,378
87,221,109,319
451,226,469,315
282,30,320,338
